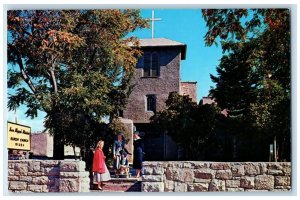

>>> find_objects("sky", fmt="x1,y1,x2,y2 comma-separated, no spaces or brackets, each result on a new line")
130,9,223,99
7,9,223,132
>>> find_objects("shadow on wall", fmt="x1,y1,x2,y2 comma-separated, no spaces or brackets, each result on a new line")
136,48,180,70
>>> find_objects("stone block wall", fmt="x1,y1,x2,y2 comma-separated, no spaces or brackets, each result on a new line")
180,81,197,102
8,160,89,193
141,161,291,192
123,48,181,123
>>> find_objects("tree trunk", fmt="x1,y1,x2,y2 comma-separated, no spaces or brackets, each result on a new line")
53,134,65,160
73,146,77,160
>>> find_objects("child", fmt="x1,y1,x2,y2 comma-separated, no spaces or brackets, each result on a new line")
113,132,125,177
92,140,111,190
119,149,130,177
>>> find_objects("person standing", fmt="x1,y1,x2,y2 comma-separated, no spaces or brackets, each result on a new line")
133,131,144,178
92,140,111,190
113,132,125,177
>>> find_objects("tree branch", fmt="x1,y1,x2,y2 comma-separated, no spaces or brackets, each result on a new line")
16,53,37,94
50,68,58,93
49,54,59,93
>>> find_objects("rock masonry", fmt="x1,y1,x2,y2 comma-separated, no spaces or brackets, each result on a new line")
8,160,89,193
141,161,291,192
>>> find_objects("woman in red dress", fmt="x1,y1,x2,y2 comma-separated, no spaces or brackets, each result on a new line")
93,140,111,190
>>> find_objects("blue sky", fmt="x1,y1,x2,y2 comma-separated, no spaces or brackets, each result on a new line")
130,9,223,99
7,9,223,132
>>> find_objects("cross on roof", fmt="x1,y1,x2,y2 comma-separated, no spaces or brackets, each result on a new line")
147,10,162,38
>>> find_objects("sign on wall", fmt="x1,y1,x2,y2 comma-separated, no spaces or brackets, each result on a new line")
7,122,31,151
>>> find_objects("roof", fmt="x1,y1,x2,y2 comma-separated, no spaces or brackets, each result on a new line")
129,38,187,60
138,38,185,47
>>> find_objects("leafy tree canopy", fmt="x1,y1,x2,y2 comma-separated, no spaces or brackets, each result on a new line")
203,9,290,161
7,10,148,149
151,92,221,160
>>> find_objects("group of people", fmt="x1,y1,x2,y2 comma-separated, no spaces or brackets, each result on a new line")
92,131,144,190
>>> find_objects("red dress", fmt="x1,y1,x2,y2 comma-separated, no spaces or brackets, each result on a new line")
93,148,106,174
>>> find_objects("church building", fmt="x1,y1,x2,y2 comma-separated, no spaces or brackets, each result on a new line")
122,38,197,161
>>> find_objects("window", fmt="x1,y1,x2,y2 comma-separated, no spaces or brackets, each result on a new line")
144,52,151,77
143,52,159,77
151,53,159,76
146,95,156,112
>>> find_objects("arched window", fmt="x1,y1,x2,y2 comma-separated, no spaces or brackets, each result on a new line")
146,95,156,112
143,52,151,77
151,52,159,77
143,52,159,77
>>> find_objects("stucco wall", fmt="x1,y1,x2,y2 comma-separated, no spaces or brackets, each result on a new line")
119,117,134,163
31,132,54,157
123,48,181,123
8,160,89,193
141,161,291,192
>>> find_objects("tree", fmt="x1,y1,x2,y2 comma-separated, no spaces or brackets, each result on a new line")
210,40,259,119
209,40,261,161
7,10,148,156
203,9,291,161
150,92,220,160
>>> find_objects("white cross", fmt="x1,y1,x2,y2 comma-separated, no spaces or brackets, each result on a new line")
147,10,162,38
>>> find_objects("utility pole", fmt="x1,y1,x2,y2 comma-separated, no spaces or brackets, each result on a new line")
14,109,18,124
274,135,277,162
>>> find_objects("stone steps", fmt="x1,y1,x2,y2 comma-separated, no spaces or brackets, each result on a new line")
108,166,137,178
90,178,141,192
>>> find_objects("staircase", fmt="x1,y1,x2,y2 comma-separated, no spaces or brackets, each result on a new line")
90,168,142,192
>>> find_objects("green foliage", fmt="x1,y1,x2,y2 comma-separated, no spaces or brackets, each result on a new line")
7,10,148,150
151,92,220,160
210,40,259,117
204,9,291,161
202,9,290,50
107,117,131,143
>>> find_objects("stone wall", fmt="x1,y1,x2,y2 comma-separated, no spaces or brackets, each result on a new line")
31,132,54,157
141,161,291,192
8,160,90,193
123,48,181,123
180,81,197,102
119,117,134,163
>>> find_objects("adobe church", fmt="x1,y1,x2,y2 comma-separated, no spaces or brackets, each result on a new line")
121,37,197,161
